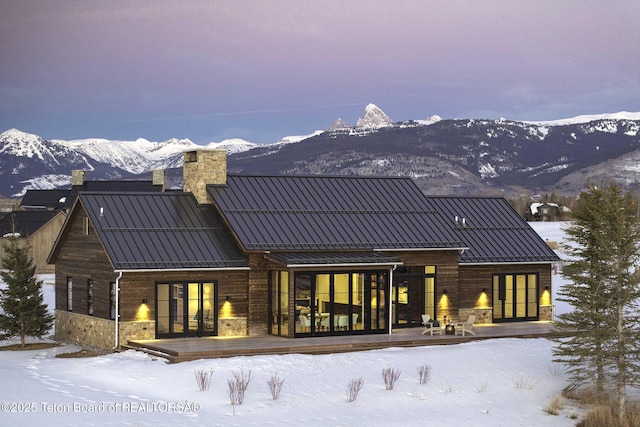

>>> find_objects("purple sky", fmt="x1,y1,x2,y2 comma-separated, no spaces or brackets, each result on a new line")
1,1,638,144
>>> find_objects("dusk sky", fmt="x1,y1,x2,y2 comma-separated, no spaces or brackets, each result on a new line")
1,1,638,144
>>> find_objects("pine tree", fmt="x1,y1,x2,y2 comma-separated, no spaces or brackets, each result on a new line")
552,181,640,424
0,223,54,348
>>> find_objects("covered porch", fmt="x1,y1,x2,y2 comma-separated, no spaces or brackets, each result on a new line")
125,321,555,362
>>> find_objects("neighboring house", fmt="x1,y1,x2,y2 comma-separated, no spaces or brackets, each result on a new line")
0,170,166,274
48,150,560,350
0,210,65,274
527,202,561,222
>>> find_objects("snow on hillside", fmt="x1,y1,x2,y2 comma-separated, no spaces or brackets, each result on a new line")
205,138,259,155
525,111,640,126
55,137,199,174
0,222,585,426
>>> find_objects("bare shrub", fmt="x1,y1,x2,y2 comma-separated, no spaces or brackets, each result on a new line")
513,375,540,390
382,367,402,390
547,361,563,377
417,364,431,385
475,382,488,394
267,374,285,401
194,368,214,391
346,378,364,402
228,368,252,415
543,395,565,416
440,382,458,394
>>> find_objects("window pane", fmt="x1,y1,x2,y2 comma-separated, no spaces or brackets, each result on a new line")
315,274,330,333
156,284,169,334
188,283,199,332
87,279,94,315
202,283,215,333
67,277,73,311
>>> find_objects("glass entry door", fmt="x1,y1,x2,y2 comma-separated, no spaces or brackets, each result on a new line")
392,267,436,328
156,281,217,338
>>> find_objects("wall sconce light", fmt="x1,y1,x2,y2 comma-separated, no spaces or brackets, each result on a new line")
226,296,231,302
482,288,486,293
142,298,148,304
545,286,549,291
442,289,448,295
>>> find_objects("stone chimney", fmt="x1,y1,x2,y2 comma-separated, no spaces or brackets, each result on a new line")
183,149,227,204
71,170,85,187
152,169,166,192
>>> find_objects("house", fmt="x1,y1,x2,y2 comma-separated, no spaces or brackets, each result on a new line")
48,149,559,350
527,202,561,222
0,170,166,274
0,210,66,274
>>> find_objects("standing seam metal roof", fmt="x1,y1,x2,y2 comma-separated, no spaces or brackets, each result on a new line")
208,175,467,252
79,192,248,270
424,196,560,264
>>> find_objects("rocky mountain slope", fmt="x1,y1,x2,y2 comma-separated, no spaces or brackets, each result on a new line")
1,105,639,198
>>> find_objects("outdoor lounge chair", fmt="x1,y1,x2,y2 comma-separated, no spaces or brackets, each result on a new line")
421,314,444,336
455,314,477,336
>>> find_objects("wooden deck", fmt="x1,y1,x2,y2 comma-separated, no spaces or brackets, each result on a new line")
125,321,555,362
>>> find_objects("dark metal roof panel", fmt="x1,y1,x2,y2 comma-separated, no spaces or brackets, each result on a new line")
20,189,70,209
80,192,248,270
425,196,560,264
266,251,403,267
209,175,466,251
0,210,61,236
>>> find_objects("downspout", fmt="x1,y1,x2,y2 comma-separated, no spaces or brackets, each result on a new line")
113,271,123,350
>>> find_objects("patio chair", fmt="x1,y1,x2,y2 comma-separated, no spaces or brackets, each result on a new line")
421,314,444,336
336,314,349,330
455,314,477,336
351,313,359,330
299,315,311,332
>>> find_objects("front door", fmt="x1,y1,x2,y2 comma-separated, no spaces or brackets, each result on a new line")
392,267,436,328
156,281,217,338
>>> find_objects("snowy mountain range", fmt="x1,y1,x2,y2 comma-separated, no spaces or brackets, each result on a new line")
1,104,639,198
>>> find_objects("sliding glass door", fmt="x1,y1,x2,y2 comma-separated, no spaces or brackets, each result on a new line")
286,270,389,337
156,281,217,338
493,274,538,322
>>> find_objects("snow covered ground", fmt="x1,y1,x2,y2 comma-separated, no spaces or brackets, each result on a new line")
0,222,581,426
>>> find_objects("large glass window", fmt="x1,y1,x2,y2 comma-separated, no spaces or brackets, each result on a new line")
493,273,538,322
66,277,73,311
270,271,290,337
109,282,117,320
289,270,388,337
87,279,94,315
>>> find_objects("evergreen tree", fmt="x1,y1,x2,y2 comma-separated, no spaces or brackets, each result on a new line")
552,181,640,424
0,224,54,348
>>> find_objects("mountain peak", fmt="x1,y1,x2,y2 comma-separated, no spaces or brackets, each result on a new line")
356,104,393,128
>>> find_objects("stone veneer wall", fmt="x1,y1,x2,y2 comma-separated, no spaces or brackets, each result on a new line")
458,307,493,324
539,305,553,321
182,149,226,205
55,310,154,350
218,317,247,336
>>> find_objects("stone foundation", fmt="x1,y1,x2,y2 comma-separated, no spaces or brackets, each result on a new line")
540,305,553,321
218,317,247,336
458,307,493,324
55,310,155,350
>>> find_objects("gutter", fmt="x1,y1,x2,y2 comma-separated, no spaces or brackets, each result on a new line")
113,271,123,350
